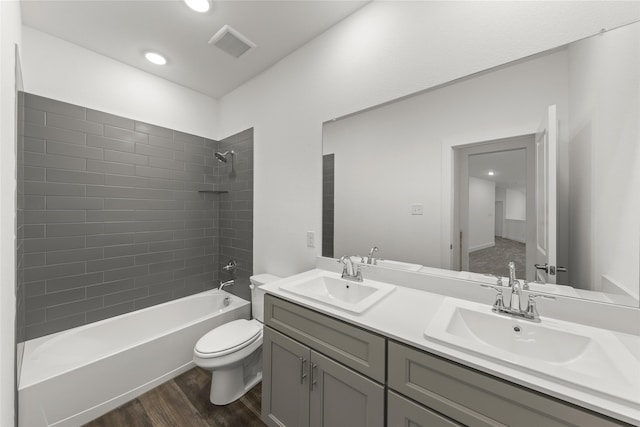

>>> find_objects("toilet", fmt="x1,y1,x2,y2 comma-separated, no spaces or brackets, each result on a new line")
193,274,281,405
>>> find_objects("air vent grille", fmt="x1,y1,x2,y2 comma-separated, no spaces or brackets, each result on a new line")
208,25,256,58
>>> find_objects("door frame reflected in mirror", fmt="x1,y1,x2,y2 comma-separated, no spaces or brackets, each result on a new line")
453,135,535,281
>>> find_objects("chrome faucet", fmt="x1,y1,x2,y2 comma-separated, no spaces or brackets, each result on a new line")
507,261,518,287
367,246,379,265
508,261,522,311
481,261,552,322
223,259,237,272
338,256,363,282
218,279,234,291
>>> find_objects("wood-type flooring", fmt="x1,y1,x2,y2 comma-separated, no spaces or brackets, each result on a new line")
468,236,526,279
83,367,266,427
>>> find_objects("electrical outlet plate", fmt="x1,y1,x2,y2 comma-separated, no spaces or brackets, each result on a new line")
306,231,315,247
411,204,424,215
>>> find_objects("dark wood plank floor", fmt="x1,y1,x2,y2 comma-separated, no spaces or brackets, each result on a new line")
469,236,526,279
84,367,266,427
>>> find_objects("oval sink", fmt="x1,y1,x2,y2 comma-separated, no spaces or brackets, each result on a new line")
279,274,395,314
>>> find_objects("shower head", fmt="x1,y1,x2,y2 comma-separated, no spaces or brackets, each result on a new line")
214,150,235,163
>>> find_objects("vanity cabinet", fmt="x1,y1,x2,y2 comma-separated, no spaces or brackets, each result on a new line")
262,295,385,427
262,294,631,427
387,341,629,427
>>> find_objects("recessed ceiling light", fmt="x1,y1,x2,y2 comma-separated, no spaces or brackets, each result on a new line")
184,0,210,13
488,171,495,176
144,51,167,65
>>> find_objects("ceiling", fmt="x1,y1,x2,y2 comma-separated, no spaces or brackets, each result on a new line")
21,0,368,99
468,149,527,190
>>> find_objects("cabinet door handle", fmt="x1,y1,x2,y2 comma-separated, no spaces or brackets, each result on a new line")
310,363,317,390
299,357,307,384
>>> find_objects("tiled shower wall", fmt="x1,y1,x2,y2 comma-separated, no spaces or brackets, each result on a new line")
17,92,25,345
217,130,254,301
18,93,253,340
322,154,334,258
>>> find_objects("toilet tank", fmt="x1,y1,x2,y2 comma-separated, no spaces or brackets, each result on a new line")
250,274,282,322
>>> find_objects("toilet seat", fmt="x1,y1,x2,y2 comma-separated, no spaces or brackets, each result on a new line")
195,319,262,358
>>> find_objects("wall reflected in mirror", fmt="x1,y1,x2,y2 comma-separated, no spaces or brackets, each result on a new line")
322,21,639,307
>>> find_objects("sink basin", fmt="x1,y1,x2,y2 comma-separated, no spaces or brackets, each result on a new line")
424,298,639,405
444,304,591,364
279,274,395,314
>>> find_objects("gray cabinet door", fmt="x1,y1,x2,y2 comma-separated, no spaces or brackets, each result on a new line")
309,350,384,427
262,326,310,427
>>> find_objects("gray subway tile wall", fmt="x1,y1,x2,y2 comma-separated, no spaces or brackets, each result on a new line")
18,93,253,340
216,129,254,301
17,91,26,344
322,154,334,258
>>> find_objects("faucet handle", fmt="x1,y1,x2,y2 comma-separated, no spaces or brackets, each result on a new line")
481,284,506,310
525,294,555,318
337,256,351,276
354,265,363,281
483,274,504,286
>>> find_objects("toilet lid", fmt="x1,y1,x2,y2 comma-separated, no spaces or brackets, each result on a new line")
195,319,262,356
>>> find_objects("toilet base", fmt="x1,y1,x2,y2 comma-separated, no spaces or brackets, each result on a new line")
210,369,262,405
207,346,263,405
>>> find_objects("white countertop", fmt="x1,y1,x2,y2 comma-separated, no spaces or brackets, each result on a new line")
262,268,640,425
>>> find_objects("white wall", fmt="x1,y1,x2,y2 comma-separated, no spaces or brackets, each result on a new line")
568,22,640,298
495,187,507,237
468,177,495,252
504,187,526,243
0,1,22,424
21,27,219,139
506,188,526,220
218,1,640,278
323,102,439,265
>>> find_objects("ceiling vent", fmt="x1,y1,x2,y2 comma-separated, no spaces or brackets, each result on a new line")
208,25,256,58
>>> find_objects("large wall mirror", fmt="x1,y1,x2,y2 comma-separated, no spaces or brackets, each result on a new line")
322,21,639,308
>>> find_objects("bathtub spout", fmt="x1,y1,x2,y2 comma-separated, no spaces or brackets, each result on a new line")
218,280,234,291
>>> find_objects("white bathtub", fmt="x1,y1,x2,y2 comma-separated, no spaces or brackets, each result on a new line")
18,290,250,427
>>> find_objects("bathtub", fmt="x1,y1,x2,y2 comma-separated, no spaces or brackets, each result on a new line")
18,289,250,427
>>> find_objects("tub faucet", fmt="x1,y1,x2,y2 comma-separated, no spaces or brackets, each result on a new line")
367,246,379,265
218,279,234,291
338,256,363,282
223,259,237,272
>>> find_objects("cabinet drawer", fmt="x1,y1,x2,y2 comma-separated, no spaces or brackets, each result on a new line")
388,390,461,427
388,341,628,427
265,294,385,383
